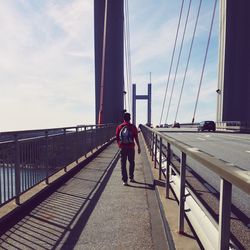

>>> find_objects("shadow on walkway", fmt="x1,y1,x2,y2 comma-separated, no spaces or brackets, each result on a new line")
0,142,169,250
0,145,119,250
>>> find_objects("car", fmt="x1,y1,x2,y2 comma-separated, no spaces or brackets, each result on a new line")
172,122,180,128
158,124,169,128
198,121,216,132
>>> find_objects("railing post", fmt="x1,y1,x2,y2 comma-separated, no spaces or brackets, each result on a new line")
218,178,232,250
166,142,171,198
159,137,162,180
63,128,67,172
45,130,49,185
149,132,152,156
178,151,186,234
154,134,157,168
146,129,150,151
91,126,93,153
75,127,79,163
99,125,103,147
84,126,87,157
14,134,21,205
96,125,100,149
151,133,154,160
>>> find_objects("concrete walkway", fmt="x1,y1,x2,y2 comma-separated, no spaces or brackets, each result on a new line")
0,142,168,250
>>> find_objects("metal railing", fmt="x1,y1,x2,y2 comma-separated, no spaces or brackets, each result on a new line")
0,124,116,207
140,124,250,250
216,121,250,132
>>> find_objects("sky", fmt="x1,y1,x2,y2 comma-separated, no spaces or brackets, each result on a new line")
0,0,219,132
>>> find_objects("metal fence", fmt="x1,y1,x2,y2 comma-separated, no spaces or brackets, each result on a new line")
216,121,250,132
0,124,116,207
140,124,250,250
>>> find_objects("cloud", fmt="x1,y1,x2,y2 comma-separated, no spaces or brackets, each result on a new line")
0,1,219,131
0,0,95,131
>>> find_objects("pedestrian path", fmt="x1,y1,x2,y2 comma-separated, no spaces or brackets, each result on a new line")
0,142,168,250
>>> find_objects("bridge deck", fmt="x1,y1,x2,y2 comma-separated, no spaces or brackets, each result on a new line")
0,141,170,249
0,138,200,249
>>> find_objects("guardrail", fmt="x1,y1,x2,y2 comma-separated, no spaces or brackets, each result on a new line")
216,121,250,132
0,124,116,207
140,124,250,250
156,123,199,128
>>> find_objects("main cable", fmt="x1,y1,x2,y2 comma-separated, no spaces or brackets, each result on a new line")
159,0,185,126
165,0,192,124
174,0,202,123
192,0,217,123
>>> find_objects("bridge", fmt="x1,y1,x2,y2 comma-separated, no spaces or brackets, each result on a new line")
0,1,250,250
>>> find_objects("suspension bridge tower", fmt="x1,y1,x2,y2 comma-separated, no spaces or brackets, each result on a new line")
217,0,250,125
94,0,124,124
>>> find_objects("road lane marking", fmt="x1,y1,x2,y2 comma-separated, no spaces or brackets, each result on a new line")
226,162,236,166
187,147,200,152
197,138,206,141
217,133,250,141
246,151,250,154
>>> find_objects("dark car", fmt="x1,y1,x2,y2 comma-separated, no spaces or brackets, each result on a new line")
198,121,216,132
172,122,180,128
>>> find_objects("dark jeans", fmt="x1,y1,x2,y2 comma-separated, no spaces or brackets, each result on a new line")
120,147,135,182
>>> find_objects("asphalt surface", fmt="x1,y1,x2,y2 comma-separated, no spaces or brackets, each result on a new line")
0,142,169,250
162,130,250,170
161,131,250,214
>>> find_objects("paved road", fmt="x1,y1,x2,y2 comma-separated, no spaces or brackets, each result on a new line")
161,130,250,217
165,131,250,170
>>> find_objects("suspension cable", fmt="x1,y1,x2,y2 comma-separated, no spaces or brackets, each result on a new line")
98,0,108,124
124,0,132,113
192,0,217,123
159,0,185,126
165,0,192,124
174,0,202,123
123,3,129,110
125,0,132,112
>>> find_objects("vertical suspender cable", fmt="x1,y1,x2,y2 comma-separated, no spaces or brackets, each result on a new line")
174,0,202,123
124,12,128,111
159,0,185,126
192,0,217,123
98,0,108,125
124,0,131,113
165,0,192,124
125,0,132,112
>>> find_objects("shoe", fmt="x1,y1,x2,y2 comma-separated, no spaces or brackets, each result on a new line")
130,178,135,183
123,182,128,186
